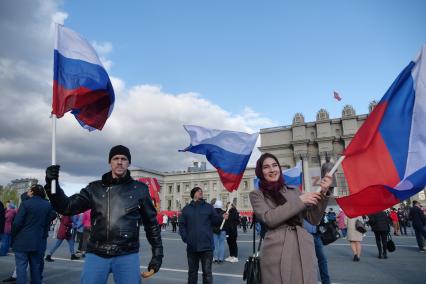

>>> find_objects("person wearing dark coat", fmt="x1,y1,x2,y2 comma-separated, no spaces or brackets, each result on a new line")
11,184,51,284
44,145,163,283
179,187,228,284
223,202,240,262
171,215,178,233
409,200,426,252
368,211,391,258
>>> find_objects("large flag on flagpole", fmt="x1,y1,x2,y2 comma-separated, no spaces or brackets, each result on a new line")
336,44,426,217
180,125,258,192
53,23,115,131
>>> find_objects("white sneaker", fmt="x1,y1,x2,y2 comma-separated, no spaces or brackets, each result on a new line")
231,257,239,263
224,256,233,262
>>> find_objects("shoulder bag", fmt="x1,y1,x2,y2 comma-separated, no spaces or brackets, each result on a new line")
318,222,341,245
387,233,396,252
355,219,367,234
243,216,262,284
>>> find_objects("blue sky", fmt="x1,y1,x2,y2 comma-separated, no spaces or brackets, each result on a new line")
1,0,426,194
62,0,426,124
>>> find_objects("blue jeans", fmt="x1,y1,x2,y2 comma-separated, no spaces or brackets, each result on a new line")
15,251,41,284
341,228,347,238
213,231,226,261
39,238,47,281
81,253,141,284
313,234,331,284
49,238,75,255
0,233,11,256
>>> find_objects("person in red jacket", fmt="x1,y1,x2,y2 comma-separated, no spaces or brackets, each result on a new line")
45,215,79,261
389,208,400,236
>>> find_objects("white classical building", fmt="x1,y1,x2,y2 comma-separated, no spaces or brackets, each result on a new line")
130,164,255,212
130,101,426,210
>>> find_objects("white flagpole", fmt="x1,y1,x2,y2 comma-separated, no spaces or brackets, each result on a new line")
51,115,57,194
50,23,59,194
219,190,236,230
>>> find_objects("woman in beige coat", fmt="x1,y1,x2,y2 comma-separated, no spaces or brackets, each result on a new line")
346,216,364,261
250,153,332,284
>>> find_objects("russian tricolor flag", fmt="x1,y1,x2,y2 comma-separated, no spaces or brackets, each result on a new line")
337,44,426,217
180,125,258,192
52,24,115,130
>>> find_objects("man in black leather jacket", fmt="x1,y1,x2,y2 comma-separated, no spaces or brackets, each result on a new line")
44,145,163,283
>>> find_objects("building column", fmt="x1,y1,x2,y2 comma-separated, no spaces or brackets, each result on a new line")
301,154,312,192
319,154,326,166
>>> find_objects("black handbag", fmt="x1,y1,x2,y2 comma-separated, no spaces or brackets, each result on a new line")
355,219,367,234
318,222,341,245
243,217,262,284
387,233,396,252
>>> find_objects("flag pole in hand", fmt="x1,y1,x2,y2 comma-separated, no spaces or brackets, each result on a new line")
51,115,57,194
316,156,345,193
219,191,236,230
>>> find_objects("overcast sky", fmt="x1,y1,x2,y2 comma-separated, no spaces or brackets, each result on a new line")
1,0,425,195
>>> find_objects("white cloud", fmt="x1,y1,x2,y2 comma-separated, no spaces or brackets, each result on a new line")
92,41,113,55
51,11,68,25
0,0,275,189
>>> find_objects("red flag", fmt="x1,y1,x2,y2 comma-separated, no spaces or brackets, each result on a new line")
333,91,342,101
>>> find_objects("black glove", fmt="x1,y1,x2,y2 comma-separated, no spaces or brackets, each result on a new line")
148,248,163,273
45,165,60,184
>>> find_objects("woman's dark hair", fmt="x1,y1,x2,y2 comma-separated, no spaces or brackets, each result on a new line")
255,153,286,205
30,184,45,197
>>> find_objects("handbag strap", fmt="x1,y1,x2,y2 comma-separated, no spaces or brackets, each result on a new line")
252,215,256,255
256,236,263,256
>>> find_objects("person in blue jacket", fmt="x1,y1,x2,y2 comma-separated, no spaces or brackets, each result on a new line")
11,184,51,284
179,187,228,284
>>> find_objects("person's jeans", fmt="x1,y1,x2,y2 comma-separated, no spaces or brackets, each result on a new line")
313,234,331,284
49,238,75,255
413,226,426,249
81,252,141,284
39,238,47,281
187,250,213,284
340,228,347,238
213,231,226,261
15,251,41,284
0,233,11,256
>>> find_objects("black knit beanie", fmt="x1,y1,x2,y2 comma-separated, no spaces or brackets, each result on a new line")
109,145,131,164
190,187,202,199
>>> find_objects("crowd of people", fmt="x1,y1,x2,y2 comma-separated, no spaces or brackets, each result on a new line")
0,148,426,284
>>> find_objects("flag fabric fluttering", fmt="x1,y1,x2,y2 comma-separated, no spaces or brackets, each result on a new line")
52,24,115,131
333,91,342,101
253,161,303,190
336,44,426,218
180,125,258,192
